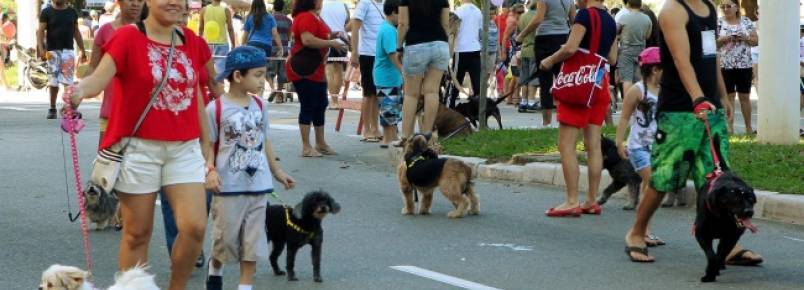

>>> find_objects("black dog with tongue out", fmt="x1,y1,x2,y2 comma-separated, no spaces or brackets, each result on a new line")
694,171,758,283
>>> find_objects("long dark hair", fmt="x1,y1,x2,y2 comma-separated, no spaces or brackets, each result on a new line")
292,0,318,17
249,0,268,28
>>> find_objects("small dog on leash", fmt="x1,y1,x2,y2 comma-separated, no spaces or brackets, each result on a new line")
434,104,473,139
597,137,685,209
397,134,479,218
266,191,340,282
694,171,758,282
83,185,120,231
39,264,159,290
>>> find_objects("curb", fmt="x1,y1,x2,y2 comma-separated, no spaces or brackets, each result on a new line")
388,148,804,226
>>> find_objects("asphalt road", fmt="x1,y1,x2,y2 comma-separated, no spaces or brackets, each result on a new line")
1,96,803,290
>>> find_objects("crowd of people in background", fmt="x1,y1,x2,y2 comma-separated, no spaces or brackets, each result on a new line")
9,0,801,288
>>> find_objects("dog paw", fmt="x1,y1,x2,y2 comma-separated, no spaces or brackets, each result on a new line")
596,198,608,206
288,275,298,281
469,209,480,215
274,270,286,276
447,211,465,218
418,210,430,215
314,276,323,283
622,204,636,210
401,207,414,215
700,275,716,283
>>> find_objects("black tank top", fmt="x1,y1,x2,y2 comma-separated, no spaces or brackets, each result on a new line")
658,0,720,112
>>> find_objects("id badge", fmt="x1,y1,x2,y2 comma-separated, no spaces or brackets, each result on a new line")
701,30,717,57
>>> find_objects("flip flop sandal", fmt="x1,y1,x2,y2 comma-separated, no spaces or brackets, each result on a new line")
302,149,322,158
646,234,666,247
362,137,381,143
726,249,763,266
624,246,654,263
315,146,337,155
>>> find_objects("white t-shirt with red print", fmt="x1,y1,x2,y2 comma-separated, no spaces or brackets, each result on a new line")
100,26,210,149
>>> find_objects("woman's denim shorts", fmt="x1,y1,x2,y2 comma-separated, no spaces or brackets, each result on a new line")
403,41,449,76
628,147,652,171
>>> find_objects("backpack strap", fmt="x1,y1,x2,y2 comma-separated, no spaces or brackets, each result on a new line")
213,98,222,161
252,95,263,111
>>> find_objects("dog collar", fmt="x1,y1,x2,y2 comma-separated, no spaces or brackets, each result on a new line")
406,155,426,169
285,207,314,239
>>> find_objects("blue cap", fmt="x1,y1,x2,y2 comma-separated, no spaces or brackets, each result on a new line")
215,45,268,82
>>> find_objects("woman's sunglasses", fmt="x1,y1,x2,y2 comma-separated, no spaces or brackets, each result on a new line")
720,4,734,9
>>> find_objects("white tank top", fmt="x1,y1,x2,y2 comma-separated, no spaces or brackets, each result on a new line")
627,82,658,150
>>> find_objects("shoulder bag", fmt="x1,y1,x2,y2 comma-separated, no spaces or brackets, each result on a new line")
88,27,177,194
550,8,608,108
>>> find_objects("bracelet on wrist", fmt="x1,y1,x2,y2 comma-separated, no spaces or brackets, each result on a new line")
692,96,708,106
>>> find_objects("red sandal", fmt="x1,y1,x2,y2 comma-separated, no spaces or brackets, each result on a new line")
581,203,602,215
545,206,582,217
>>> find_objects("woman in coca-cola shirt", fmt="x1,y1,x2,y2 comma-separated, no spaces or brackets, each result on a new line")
538,0,617,218
66,1,212,288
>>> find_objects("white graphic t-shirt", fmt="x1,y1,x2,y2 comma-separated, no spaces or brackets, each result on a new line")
207,96,274,195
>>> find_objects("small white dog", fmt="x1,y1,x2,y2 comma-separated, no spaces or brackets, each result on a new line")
39,264,159,290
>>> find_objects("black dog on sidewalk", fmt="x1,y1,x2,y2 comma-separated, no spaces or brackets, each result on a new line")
596,137,642,210
266,191,340,282
694,171,757,282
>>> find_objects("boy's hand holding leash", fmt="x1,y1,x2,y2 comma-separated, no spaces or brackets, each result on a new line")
273,169,296,190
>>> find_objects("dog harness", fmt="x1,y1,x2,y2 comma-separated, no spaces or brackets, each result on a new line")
285,207,315,239
405,152,447,187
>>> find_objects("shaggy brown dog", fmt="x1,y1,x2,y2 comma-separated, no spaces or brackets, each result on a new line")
434,104,473,139
397,135,479,218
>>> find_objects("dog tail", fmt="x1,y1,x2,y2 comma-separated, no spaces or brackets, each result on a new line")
462,163,474,195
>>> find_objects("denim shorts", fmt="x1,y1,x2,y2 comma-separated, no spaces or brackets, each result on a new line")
628,147,652,171
403,41,449,76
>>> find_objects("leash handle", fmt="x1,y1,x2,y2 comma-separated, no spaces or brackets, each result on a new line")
62,86,95,274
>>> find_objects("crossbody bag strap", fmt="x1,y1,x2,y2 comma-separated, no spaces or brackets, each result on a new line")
588,8,601,55
368,0,385,20
559,0,572,29
120,29,177,153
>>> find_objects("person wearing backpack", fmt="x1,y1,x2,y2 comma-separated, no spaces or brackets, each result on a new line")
204,46,296,290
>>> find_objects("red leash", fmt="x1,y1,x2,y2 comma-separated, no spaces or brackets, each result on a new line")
61,86,95,277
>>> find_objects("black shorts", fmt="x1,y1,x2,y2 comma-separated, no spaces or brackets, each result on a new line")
359,55,377,97
533,34,568,109
721,68,753,94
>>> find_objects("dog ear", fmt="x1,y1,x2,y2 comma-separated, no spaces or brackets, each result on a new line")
292,203,304,220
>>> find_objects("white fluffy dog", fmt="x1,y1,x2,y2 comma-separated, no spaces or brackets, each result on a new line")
39,264,159,290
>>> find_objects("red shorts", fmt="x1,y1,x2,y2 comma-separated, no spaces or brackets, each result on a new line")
556,76,611,128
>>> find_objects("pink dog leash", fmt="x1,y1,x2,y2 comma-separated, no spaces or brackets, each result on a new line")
61,86,95,279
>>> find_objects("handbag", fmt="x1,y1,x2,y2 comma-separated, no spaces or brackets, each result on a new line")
550,8,608,108
288,14,327,78
88,28,177,194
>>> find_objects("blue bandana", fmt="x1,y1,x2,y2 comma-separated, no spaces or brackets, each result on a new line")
215,45,268,82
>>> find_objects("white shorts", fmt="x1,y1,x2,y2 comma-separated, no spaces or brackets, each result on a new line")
114,138,205,194
47,49,75,87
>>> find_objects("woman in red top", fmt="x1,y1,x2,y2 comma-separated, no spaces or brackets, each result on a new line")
286,0,348,157
67,1,212,288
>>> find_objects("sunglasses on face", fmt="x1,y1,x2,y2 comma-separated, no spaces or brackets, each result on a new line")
720,4,734,9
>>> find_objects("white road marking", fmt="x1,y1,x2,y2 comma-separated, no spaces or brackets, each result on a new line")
477,242,533,251
390,265,503,290
783,236,804,243
0,106,35,111
269,124,299,131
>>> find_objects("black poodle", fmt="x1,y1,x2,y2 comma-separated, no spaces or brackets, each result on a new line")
266,190,340,282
